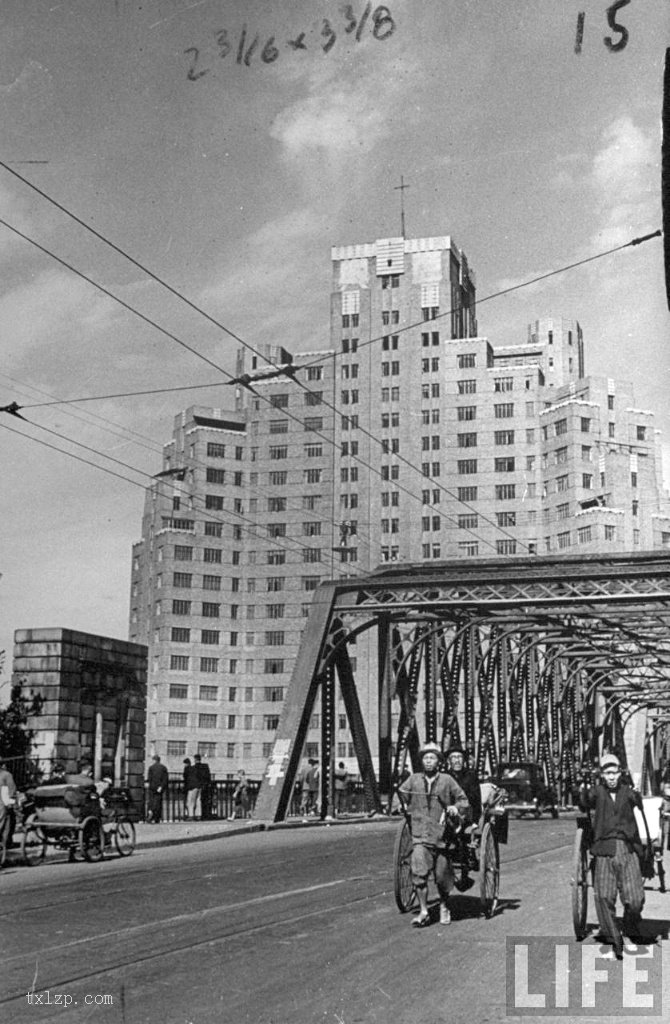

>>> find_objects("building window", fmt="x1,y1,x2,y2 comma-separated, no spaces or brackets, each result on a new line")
556,475,569,492
496,511,516,527
580,418,591,433
457,406,476,421
582,474,593,490
169,684,188,699
458,514,478,529
172,600,191,615
174,545,193,561
555,447,568,465
207,442,226,458
206,467,226,484
494,403,514,419
198,713,217,729
495,484,516,500
168,711,188,729
173,572,192,588
204,522,222,537
302,548,321,563
457,353,476,368
494,377,513,392
557,503,570,520
205,495,224,511
458,541,479,556
457,433,477,448
577,526,592,544
167,740,187,757
494,430,514,445
264,715,280,731
457,486,478,502
457,459,478,474
201,629,220,644
496,539,517,555
637,425,646,441
171,627,191,643
494,457,515,472
304,469,322,484
200,657,219,673
458,379,477,395
557,531,571,549
202,603,220,618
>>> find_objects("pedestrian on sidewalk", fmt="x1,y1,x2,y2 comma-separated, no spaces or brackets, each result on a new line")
193,754,211,820
334,762,349,816
229,769,250,820
183,757,200,820
147,754,169,823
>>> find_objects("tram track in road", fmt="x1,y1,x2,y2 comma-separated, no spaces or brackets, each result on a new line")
2,825,576,1010
0,875,389,1006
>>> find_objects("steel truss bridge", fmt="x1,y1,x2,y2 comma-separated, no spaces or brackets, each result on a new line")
255,552,670,822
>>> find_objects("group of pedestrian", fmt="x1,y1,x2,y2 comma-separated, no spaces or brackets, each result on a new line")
182,754,212,820
297,759,352,819
400,740,652,949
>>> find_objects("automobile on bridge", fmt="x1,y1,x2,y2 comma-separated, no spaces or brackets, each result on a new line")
490,761,558,819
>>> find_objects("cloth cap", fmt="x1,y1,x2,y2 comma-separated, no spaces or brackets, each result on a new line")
419,741,442,758
600,753,621,770
446,746,465,758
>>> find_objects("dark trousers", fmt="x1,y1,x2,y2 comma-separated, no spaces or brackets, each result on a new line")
593,839,644,949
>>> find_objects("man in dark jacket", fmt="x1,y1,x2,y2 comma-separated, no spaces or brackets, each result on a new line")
147,755,169,823
445,745,482,887
193,754,212,820
579,752,645,959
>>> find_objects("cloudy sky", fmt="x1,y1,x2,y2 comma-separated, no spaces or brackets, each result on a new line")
0,0,668,681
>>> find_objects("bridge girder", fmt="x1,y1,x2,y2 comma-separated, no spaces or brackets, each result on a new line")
255,552,670,821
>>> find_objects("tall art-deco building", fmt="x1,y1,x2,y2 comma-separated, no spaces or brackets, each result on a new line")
129,235,670,779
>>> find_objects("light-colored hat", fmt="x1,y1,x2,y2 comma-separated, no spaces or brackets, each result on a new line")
600,753,621,770
419,741,442,758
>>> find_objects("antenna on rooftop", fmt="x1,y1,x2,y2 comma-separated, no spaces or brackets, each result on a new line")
394,175,409,238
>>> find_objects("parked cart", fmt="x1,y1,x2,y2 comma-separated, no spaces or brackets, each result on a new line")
21,783,136,866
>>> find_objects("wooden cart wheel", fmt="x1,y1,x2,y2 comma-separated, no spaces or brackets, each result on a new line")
80,817,104,862
480,821,500,918
393,818,417,913
572,825,589,939
21,820,47,866
114,820,136,857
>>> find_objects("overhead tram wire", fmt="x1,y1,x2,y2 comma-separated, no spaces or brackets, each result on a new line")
0,215,387,556
0,227,489,560
0,174,660,554
1,418,371,577
0,374,378,559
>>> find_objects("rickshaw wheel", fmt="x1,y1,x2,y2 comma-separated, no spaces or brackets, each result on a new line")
393,818,417,913
571,825,589,939
114,820,136,857
21,822,47,866
480,821,500,918
80,817,104,862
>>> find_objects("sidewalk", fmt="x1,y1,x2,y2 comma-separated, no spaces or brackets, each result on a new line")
134,812,382,849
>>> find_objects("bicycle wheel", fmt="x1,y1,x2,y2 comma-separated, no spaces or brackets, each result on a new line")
21,821,47,866
571,825,589,939
393,818,417,913
80,817,104,863
480,821,500,918
113,820,136,857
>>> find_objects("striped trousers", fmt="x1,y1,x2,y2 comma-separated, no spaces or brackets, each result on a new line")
593,839,644,949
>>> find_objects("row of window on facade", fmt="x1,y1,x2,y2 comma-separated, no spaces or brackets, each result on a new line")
161,739,354,762
410,523,622,560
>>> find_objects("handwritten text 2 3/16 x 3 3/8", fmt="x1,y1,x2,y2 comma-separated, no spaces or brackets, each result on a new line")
184,4,396,81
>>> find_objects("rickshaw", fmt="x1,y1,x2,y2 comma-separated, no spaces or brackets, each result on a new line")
571,777,668,939
393,781,508,919
20,782,137,866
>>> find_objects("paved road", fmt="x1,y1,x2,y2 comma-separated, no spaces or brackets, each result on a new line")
2,817,668,1024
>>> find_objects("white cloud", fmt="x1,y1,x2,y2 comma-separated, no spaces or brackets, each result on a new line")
590,116,659,249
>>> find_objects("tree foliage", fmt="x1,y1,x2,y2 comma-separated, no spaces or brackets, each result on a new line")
0,655,43,760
